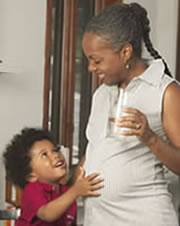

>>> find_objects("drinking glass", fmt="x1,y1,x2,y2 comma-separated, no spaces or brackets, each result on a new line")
108,88,128,137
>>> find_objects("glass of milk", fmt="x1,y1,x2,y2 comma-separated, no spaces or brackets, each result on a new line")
107,88,128,137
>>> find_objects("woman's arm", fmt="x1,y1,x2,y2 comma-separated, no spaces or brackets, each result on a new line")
146,82,180,174
118,82,180,174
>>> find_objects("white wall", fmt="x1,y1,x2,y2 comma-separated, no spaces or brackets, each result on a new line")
0,0,46,208
125,0,178,77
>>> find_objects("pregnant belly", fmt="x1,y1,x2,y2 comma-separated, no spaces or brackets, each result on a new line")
100,160,140,201
85,155,163,202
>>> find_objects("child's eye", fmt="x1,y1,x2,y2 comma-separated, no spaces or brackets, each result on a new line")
41,152,48,157
52,146,61,153
94,60,101,64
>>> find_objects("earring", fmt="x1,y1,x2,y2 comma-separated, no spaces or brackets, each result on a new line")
125,63,130,69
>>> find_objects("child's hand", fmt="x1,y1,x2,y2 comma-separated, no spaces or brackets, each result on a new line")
72,167,104,197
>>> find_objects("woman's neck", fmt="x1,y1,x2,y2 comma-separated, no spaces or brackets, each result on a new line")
129,58,148,77
119,58,148,88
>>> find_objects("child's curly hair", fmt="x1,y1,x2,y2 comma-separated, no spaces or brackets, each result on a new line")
3,127,55,189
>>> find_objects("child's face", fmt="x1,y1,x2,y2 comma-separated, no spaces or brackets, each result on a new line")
28,139,67,185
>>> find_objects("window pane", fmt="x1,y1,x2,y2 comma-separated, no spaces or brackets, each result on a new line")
72,0,94,165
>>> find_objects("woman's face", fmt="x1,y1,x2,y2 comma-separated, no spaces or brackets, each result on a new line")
82,32,128,86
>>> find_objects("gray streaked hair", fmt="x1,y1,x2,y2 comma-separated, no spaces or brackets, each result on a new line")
85,2,172,76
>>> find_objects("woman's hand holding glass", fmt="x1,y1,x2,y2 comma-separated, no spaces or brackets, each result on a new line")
116,107,156,144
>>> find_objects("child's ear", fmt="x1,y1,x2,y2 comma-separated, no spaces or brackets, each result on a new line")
27,172,38,183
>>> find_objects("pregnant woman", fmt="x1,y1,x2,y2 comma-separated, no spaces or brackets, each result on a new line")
82,2,180,226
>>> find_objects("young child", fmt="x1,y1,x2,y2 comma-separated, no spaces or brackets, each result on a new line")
3,127,103,226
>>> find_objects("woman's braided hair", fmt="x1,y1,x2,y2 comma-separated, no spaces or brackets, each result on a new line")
85,2,172,77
